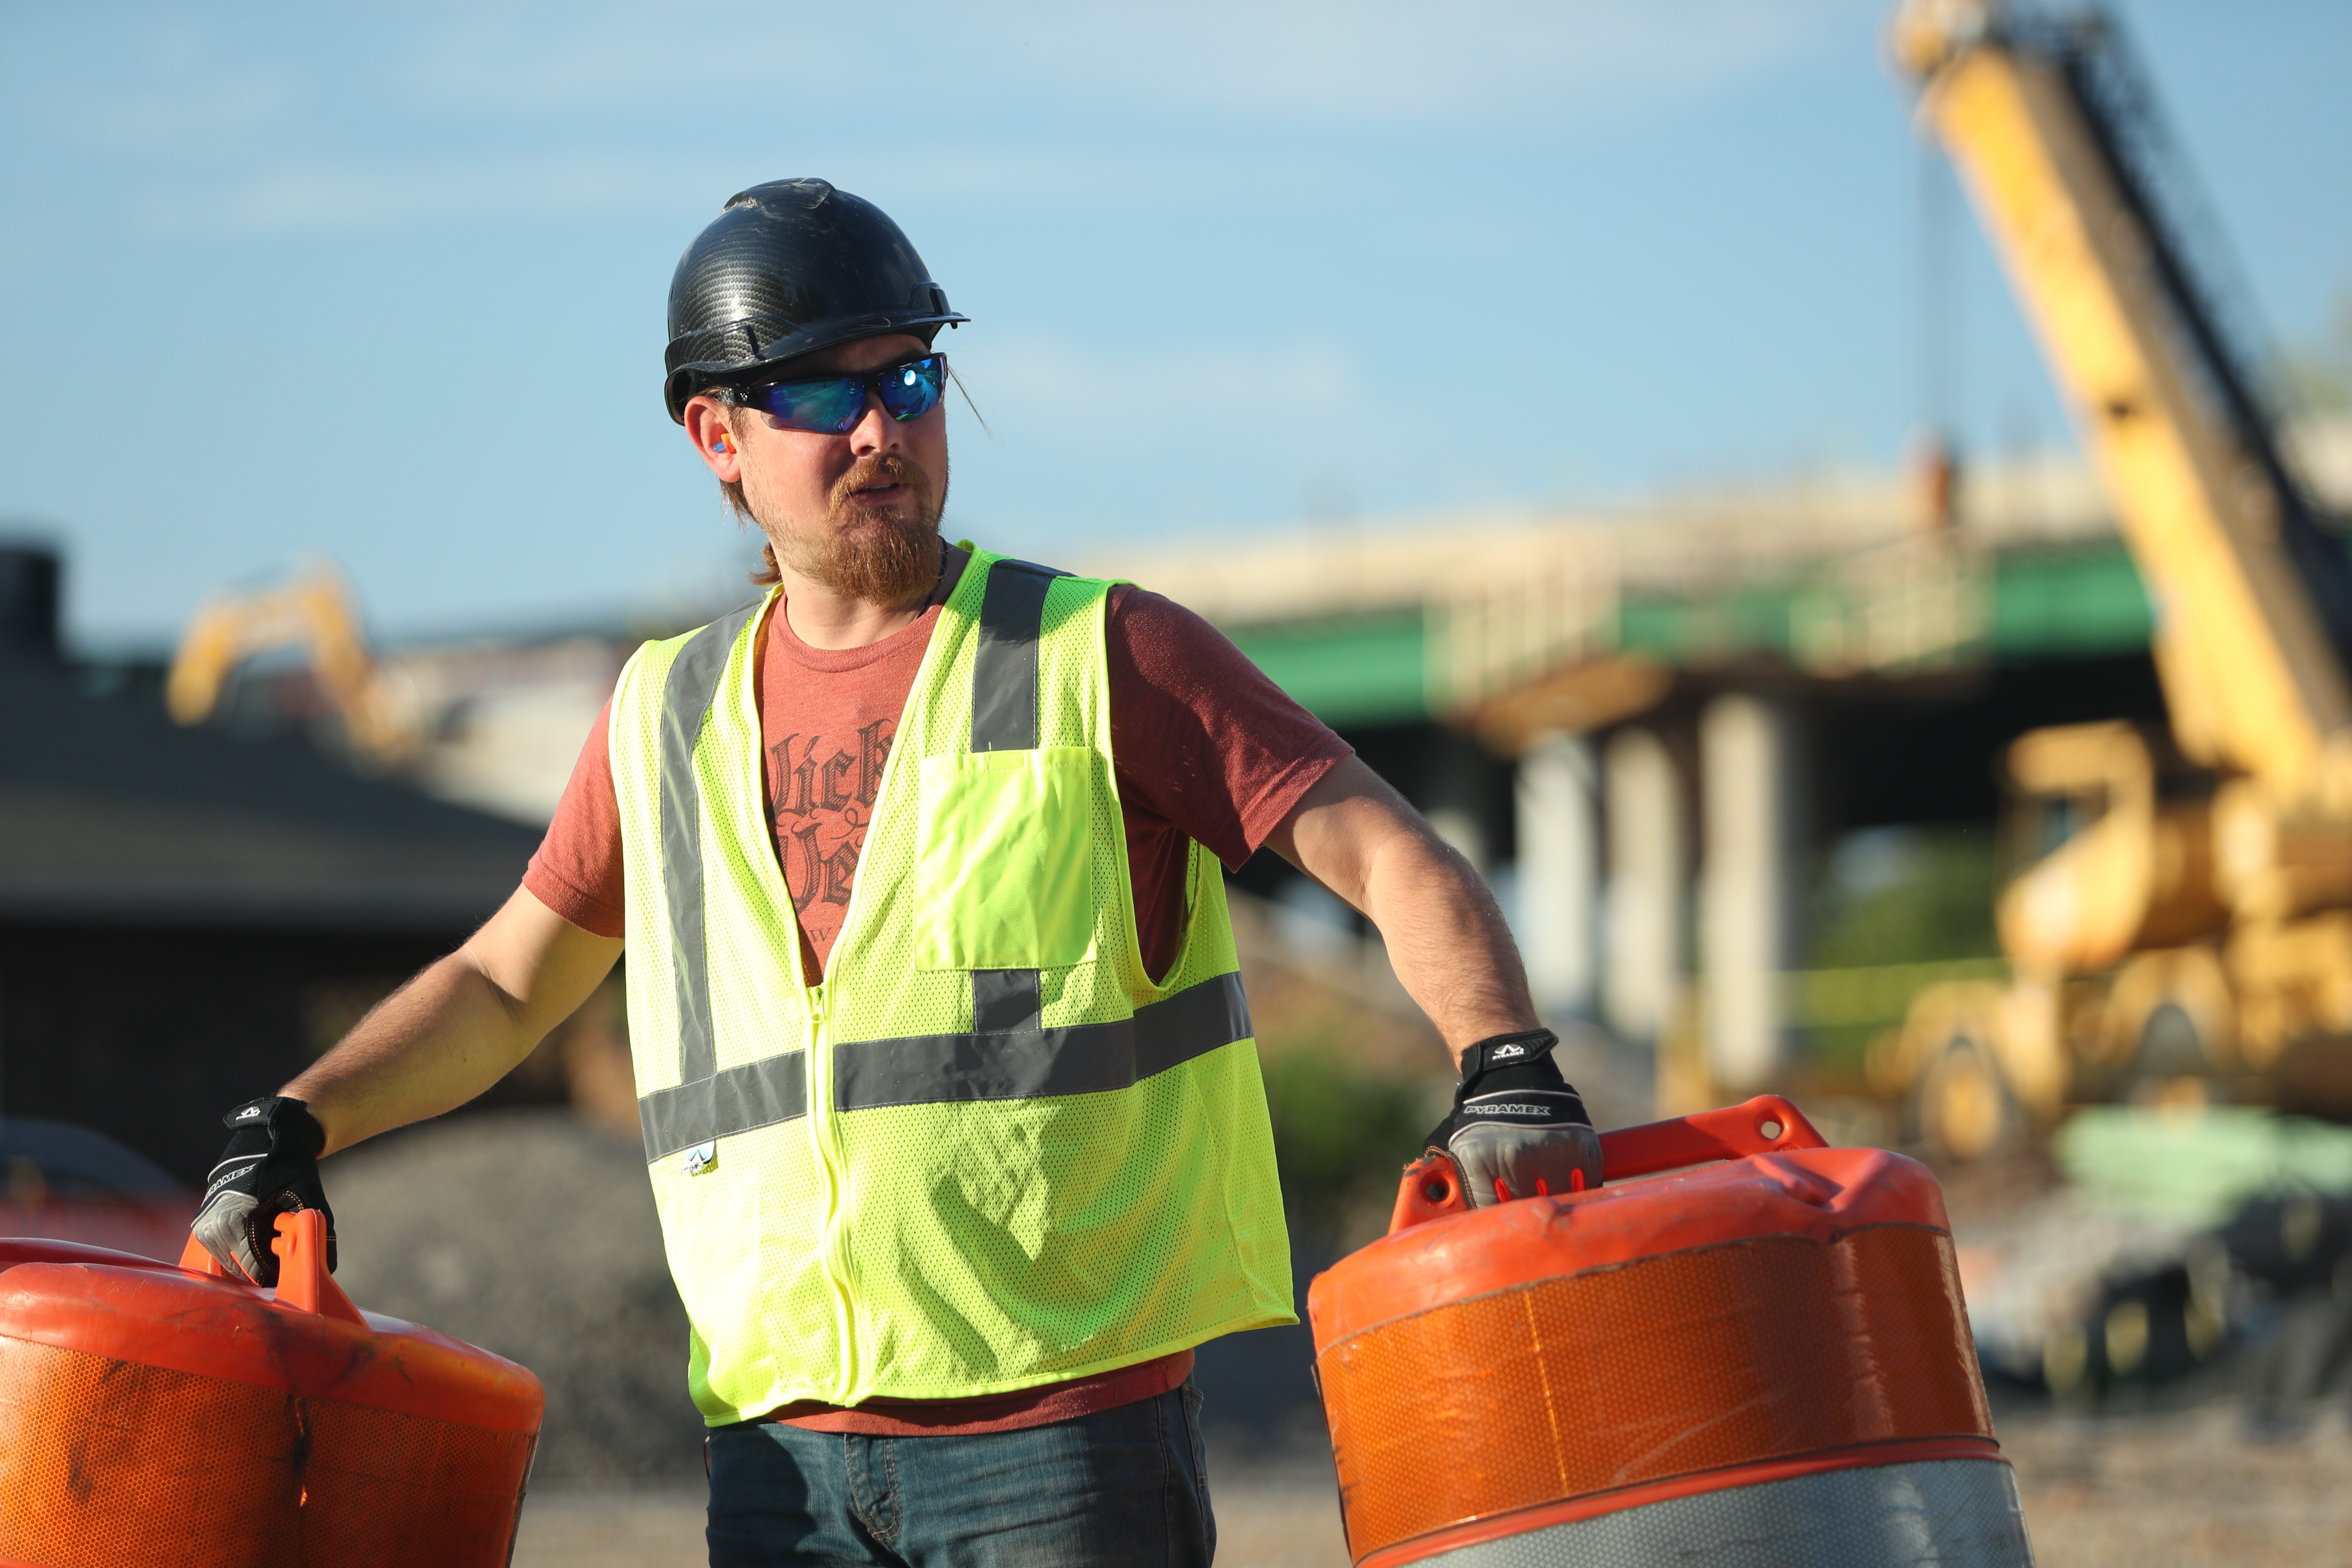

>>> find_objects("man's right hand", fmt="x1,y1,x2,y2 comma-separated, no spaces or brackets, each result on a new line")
1421,1029,1602,1208
191,1096,336,1285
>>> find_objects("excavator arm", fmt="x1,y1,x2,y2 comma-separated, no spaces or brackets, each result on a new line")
166,563,420,767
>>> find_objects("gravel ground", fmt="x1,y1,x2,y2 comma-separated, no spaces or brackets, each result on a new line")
2002,1404,2352,1566
323,1107,707,1482
508,1408,2352,1566
318,1105,1339,1482
321,1109,2352,1564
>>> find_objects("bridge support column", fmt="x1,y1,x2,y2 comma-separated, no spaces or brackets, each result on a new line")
1602,726,1685,1047
1515,732,1599,1020
1700,694,1802,1093
1421,729,1498,875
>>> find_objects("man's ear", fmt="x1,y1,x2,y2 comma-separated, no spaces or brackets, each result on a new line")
683,395,742,481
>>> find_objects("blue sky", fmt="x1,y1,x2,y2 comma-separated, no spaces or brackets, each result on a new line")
4,2,2348,649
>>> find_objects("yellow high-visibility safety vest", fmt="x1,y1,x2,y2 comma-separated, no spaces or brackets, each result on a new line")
609,547,1295,1423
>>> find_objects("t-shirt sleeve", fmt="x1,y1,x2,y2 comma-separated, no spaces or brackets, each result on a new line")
522,696,627,940
1105,585,1355,871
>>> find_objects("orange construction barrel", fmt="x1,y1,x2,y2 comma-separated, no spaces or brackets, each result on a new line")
1308,1096,2034,1567
0,1210,543,1566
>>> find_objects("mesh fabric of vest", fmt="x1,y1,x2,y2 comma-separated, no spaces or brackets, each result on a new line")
610,550,1294,1421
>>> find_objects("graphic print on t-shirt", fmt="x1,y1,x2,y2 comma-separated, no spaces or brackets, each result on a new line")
519,581,1356,977
769,719,894,957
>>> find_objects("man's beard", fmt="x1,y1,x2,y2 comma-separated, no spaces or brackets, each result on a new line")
764,450,948,606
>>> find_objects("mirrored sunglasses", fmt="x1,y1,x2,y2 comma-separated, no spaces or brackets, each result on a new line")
736,354,948,435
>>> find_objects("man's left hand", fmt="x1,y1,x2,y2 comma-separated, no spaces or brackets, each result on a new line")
1421,1029,1602,1207
191,1096,336,1284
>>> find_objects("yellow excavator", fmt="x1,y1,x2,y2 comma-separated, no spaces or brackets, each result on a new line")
166,561,423,768
1875,0,2352,1155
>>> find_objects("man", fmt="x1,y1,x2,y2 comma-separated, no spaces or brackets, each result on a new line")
193,179,1600,1566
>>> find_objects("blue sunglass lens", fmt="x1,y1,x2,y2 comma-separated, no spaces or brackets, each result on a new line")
759,378,867,434
876,357,946,422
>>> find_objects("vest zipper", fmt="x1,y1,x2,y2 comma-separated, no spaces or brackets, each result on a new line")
802,980,863,1403
799,579,971,1405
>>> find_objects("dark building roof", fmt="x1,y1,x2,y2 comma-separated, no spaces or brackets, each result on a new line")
0,653,541,931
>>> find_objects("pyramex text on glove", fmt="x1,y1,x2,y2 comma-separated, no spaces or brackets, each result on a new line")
1421,1028,1603,1207
190,1096,336,1285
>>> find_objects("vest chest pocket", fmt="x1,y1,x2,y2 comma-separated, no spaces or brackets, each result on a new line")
913,747,1098,970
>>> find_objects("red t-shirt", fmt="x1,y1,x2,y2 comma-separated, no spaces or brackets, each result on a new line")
524,552,1351,1433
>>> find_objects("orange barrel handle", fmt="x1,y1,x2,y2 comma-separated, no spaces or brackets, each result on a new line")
176,1211,366,1325
178,1231,230,1278
1389,1094,1829,1235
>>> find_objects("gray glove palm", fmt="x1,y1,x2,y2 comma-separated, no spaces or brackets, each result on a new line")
1423,1029,1603,1207
191,1096,336,1285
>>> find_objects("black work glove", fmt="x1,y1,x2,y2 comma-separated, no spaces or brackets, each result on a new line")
1423,1029,1602,1208
191,1096,336,1285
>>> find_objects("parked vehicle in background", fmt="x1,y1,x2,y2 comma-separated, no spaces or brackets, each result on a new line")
0,1118,195,1261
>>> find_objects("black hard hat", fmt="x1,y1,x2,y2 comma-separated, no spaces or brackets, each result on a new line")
662,178,967,423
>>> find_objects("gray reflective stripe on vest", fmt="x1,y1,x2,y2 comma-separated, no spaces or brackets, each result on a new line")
972,968,1043,1033
638,971,1250,1160
969,558,1066,1036
835,969,1252,1110
970,558,1065,753
639,564,1246,1161
646,600,761,1147
641,1050,809,1162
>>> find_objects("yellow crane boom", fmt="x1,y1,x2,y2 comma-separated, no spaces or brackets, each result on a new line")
1894,0,2352,793
1876,0,2352,1152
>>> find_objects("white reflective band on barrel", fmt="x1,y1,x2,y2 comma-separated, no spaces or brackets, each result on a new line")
1404,1459,2034,1568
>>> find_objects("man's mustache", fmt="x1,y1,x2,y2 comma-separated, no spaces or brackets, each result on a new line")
830,453,931,514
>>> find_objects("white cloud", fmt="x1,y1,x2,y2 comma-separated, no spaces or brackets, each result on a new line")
13,2,1868,245
123,136,1373,239
993,0,1852,129
13,17,306,161
934,330,1406,543
957,331,1362,433
395,0,1858,132
132,152,702,236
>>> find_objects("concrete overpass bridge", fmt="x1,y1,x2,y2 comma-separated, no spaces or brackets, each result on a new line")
1095,421,2352,1101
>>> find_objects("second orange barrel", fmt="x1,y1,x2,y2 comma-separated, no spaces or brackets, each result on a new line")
1308,1096,2035,1567
0,1213,543,1566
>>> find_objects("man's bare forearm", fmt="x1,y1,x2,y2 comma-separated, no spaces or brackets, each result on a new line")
1269,755,1539,1069
281,954,544,1157
1354,827,1538,1066
281,887,623,1157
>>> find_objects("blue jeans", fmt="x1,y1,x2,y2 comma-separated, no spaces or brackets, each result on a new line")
704,1381,1216,1567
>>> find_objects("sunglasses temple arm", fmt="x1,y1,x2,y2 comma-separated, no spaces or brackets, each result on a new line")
947,363,991,438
